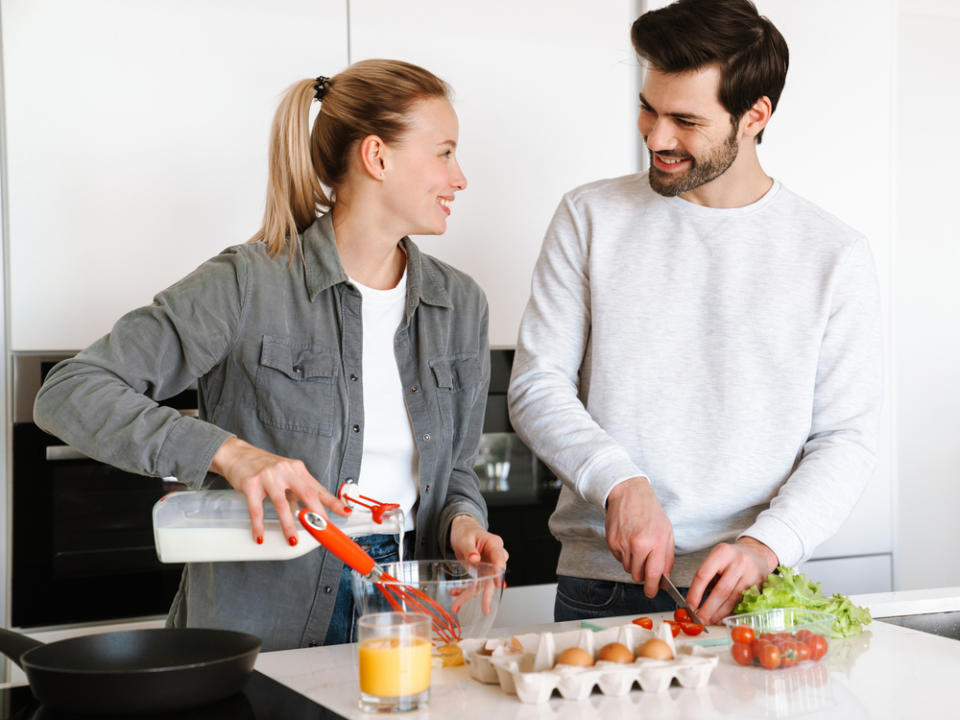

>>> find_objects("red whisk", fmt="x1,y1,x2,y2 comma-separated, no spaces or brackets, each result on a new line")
298,510,462,645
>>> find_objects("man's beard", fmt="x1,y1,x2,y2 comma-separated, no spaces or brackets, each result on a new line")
647,126,739,197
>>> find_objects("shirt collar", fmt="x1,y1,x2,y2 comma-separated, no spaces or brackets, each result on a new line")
302,212,453,310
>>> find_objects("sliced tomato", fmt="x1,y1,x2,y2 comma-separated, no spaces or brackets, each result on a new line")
680,621,704,636
664,621,681,637
673,608,691,623
632,616,654,629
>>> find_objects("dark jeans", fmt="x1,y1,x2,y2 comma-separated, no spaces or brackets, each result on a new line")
322,532,414,646
554,575,690,622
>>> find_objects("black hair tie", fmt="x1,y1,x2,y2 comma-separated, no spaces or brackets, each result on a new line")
314,76,331,101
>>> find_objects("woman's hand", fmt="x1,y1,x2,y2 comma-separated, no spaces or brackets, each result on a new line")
210,437,350,545
449,514,509,567
448,514,509,614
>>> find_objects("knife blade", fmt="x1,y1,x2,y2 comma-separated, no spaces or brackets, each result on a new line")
660,574,709,630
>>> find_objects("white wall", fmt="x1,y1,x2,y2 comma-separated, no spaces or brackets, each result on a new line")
894,1,960,589
348,0,641,346
2,0,349,350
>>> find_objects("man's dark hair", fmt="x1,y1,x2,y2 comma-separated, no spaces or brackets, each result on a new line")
631,0,788,143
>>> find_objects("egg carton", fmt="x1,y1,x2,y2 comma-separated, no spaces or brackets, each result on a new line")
460,622,718,704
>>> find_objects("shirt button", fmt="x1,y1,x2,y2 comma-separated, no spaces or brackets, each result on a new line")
410,385,419,393
422,433,431,442
324,585,333,594
424,484,431,493
350,373,358,382
353,424,360,433
293,364,303,374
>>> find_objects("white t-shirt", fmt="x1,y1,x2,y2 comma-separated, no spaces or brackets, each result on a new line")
349,270,418,531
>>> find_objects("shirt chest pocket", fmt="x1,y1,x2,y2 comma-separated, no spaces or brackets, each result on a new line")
256,336,339,436
429,355,482,441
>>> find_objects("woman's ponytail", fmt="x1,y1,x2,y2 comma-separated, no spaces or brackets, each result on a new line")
250,79,331,258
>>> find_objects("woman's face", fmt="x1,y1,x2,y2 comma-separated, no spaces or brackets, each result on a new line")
382,97,467,236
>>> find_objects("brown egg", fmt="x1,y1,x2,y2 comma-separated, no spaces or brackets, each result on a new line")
596,642,634,664
637,638,674,661
554,646,594,667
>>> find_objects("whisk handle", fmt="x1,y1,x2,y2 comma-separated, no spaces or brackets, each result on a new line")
298,509,376,575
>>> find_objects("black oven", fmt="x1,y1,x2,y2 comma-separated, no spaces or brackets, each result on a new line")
11,352,189,628
478,349,561,587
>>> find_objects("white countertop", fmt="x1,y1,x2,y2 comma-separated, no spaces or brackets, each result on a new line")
254,589,960,719
4,589,959,716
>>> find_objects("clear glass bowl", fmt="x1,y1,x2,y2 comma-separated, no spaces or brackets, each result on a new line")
351,560,504,648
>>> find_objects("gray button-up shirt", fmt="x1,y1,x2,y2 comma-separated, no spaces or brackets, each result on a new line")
34,213,490,650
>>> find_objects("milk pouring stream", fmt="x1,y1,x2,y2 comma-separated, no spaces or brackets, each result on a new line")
153,490,404,563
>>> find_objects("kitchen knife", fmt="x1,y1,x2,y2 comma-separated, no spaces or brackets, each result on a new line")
660,574,709,630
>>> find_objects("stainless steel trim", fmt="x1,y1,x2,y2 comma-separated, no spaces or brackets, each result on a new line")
45,445,89,462
11,351,75,424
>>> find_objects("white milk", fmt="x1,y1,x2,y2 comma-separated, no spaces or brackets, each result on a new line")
155,524,317,563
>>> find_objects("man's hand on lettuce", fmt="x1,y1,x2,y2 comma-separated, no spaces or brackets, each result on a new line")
734,565,872,638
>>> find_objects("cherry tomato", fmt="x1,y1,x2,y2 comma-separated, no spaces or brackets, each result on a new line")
807,634,829,660
757,643,781,670
632,616,653,629
673,608,691,623
665,622,681,638
759,632,777,642
796,642,811,662
731,642,753,665
680,621,704,636
779,642,799,668
731,626,756,645
751,638,770,658
795,629,814,643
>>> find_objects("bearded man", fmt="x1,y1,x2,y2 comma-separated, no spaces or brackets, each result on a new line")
507,0,882,624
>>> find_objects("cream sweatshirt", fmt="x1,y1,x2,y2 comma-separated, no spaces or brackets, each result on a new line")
508,173,883,585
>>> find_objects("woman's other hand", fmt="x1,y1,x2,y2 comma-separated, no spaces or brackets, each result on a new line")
449,514,508,567
449,514,508,614
210,437,351,545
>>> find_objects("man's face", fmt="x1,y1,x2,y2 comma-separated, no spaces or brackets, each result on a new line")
638,65,741,197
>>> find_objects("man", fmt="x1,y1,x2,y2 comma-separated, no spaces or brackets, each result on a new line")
507,0,882,624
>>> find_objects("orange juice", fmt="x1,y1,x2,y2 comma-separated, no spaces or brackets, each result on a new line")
358,636,431,697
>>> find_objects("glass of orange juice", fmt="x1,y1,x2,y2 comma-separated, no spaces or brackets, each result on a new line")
357,612,431,712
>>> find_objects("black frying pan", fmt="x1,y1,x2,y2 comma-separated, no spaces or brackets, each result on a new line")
0,627,261,715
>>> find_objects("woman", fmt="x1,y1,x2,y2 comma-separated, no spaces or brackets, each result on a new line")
34,59,508,650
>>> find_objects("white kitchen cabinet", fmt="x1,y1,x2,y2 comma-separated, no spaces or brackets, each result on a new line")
798,555,893,597
2,0,349,350
348,0,642,346
643,0,897,590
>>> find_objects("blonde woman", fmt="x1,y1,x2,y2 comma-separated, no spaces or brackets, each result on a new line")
35,60,508,650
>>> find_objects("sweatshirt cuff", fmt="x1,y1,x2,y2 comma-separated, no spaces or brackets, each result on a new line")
578,451,647,510
739,514,805,568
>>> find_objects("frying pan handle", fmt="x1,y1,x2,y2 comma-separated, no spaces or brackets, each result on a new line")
298,510,376,576
0,628,44,668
